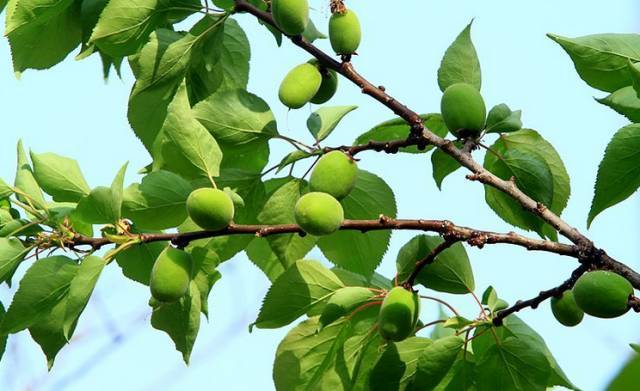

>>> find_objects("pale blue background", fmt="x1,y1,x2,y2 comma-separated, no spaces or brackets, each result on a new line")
1,1,639,390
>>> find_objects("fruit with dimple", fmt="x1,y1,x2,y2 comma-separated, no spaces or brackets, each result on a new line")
329,9,361,55
186,188,235,230
378,287,420,341
271,0,309,36
150,247,193,302
440,83,486,137
309,151,357,199
550,290,584,327
308,60,339,104
573,271,633,318
294,192,344,235
279,63,322,109
319,286,376,330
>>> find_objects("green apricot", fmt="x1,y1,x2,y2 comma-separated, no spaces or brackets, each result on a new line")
271,0,309,36
294,192,344,236
378,287,420,341
309,151,357,199
573,271,633,318
440,83,486,137
308,60,339,104
329,9,362,55
550,290,584,327
279,63,322,109
186,188,235,231
150,247,193,303
319,286,375,330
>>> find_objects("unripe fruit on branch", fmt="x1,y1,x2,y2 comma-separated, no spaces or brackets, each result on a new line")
308,60,339,104
440,83,486,137
378,287,420,341
319,286,376,330
271,0,309,36
329,9,361,55
309,151,357,199
186,188,235,231
279,63,322,109
550,290,584,327
294,192,344,235
150,247,193,302
573,271,633,318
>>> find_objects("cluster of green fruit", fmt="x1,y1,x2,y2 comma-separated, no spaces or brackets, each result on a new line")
150,188,236,302
294,151,356,235
318,285,420,342
550,270,635,327
273,0,361,109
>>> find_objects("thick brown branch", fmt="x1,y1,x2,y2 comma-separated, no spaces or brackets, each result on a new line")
492,265,589,326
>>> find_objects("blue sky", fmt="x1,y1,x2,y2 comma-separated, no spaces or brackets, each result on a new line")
1,1,639,390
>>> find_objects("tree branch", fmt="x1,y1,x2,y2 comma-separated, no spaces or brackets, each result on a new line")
231,0,639,292
404,239,457,287
492,264,589,326
66,216,640,288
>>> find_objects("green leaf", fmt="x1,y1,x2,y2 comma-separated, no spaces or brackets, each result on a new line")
76,163,127,224
369,337,433,391
190,247,221,318
438,21,481,92
14,140,45,209
127,29,188,154
158,82,222,180
307,105,357,142
475,336,550,391
1,256,77,335
273,307,380,390
0,237,29,284
150,281,201,364
548,33,640,93
5,0,73,35
29,294,74,368
596,86,640,122
354,114,448,154
245,238,286,282
301,18,326,43
607,356,640,391
252,259,344,329
90,0,171,57
396,235,475,294
485,104,523,134
431,141,463,189
318,170,397,276
443,316,473,330
483,130,570,239
30,151,90,202
193,89,278,145
257,179,317,267
122,170,193,230
413,336,465,389
431,305,456,340
630,343,640,354
63,255,105,339
187,18,250,103
473,315,577,390
0,178,12,199
588,124,640,226
628,61,640,98
0,303,5,361
6,1,81,73
116,238,165,285
432,352,476,391
276,150,317,174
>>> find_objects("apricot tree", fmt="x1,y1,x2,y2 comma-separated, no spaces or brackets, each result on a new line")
1,0,640,389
